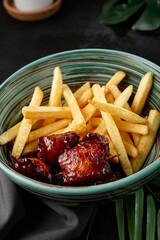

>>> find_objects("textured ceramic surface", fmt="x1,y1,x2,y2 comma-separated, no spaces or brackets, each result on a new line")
0,49,159,205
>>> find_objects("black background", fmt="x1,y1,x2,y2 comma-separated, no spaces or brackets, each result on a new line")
0,0,160,239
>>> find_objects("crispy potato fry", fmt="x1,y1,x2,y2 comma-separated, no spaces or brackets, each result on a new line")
106,71,126,88
113,85,133,108
27,119,72,143
132,132,141,147
89,100,147,124
114,118,148,135
105,134,119,163
131,110,160,173
109,85,131,111
93,120,106,135
48,67,63,107
22,106,72,119
0,122,21,145
89,117,103,127
105,93,114,103
123,140,138,158
22,140,38,156
131,72,153,115
43,67,63,126
81,103,97,123
63,81,91,106
62,84,86,133
119,130,134,146
102,112,133,176
12,87,44,158
77,88,93,108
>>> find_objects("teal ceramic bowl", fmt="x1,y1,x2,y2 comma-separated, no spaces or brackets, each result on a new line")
0,49,159,205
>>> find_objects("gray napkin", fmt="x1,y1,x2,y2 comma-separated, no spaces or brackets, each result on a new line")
0,169,93,240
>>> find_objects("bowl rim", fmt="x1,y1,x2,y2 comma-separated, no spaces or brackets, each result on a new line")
0,48,160,196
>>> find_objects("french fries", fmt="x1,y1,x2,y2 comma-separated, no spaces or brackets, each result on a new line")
22,106,72,119
0,67,159,180
62,84,86,133
131,110,160,172
12,87,44,158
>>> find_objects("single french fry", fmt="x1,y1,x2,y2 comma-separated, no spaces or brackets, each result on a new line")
105,134,119,163
73,81,91,99
42,67,63,126
113,85,133,108
77,88,93,108
0,122,21,145
89,100,147,124
48,67,63,107
92,84,107,102
123,140,138,158
62,84,86,133
114,118,148,135
131,110,160,173
81,103,97,123
119,130,134,146
63,81,91,106
12,87,44,158
132,132,141,147
22,140,38,156
27,119,72,143
131,72,153,115
93,120,106,135
89,117,103,128
22,106,72,119
105,93,115,103
106,71,126,88
102,112,133,176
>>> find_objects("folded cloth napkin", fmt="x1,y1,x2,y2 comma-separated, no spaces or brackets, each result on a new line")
0,169,93,240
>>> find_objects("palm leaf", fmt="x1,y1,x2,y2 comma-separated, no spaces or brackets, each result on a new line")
134,189,144,240
115,199,125,240
146,195,156,240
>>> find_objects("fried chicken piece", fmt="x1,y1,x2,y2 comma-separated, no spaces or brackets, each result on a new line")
58,141,112,185
82,132,109,144
37,132,79,164
13,158,53,183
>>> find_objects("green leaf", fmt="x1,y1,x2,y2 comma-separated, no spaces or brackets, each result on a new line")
97,0,146,25
146,195,156,240
125,195,135,240
86,206,98,240
134,189,144,240
132,0,160,31
150,176,160,186
115,199,125,240
158,209,160,240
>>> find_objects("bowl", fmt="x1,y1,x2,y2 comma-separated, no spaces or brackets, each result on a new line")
0,49,159,205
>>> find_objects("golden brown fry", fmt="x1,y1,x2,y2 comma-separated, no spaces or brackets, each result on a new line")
22,140,38,156
0,122,21,145
93,120,106,135
109,85,131,111
105,93,115,103
27,119,72,143
12,87,44,158
132,132,141,147
105,134,119,163
89,100,147,124
77,88,93,108
131,110,160,173
89,117,103,127
62,84,86,133
114,118,148,135
113,85,133,108
102,112,133,176
106,71,126,88
119,130,134,146
22,106,72,119
123,140,138,158
43,67,63,126
131,72,153,115
48,67,63,107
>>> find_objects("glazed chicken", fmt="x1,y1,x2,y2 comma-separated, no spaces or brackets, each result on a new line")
13,157,53,183
37,132,79,164
82,132,109,144
58,140,112,185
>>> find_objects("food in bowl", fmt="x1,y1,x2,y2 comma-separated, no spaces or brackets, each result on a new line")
0,66,159,186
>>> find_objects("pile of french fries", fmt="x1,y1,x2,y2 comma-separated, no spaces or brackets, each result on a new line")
0,67,159,177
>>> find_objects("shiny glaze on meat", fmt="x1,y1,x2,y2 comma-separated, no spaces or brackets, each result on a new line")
37,132,79,164
13,157,53,183
58,141,111,185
